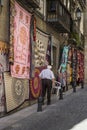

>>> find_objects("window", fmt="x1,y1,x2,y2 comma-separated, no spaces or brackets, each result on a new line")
50,1,56,12
36,0,45,17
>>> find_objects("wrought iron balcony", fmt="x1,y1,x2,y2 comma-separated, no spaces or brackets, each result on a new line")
46,0,71,33
27,0,40,8
17,0,40,8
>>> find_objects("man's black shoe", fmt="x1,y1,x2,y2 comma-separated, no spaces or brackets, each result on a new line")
47,102,51,105
42,102,44,105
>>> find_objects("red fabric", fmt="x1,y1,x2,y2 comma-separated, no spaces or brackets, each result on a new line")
29,66,46,99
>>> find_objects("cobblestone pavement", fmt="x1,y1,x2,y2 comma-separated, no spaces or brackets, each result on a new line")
1,86,87,130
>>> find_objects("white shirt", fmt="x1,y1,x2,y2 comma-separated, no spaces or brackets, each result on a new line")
39,68,55,80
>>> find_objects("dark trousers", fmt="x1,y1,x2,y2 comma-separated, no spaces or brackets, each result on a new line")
41,79,52,103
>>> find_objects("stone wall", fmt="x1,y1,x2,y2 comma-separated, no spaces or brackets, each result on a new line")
35,15,63,74
83,6,87,84
0,0,10,43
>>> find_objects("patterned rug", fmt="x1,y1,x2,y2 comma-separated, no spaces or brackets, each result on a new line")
4,72,29,112
29,66,46,99
35,29,50,67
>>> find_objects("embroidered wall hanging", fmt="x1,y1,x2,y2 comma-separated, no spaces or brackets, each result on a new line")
29,66,46,99
11,2,31,79
35,29,50,67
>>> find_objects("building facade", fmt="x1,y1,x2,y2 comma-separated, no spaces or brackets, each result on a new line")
0,0,86,116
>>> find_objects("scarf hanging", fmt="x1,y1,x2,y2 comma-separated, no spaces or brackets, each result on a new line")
67,46,72,85
72,47,77,85
59,46,69,87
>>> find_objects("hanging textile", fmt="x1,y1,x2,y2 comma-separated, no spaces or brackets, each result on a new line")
11,2,31,79
61,46,69,65
9,0,15,63
59,46,69,87
79,51,84,82
0,64,5,113
72,47,77,86
77,50,81,84
0,54,9,72
29,66,46,99
67,46,72,85
4,72,29,112
35,29,51,67
0,41,9,54
30,15,36,78
0,41,9,71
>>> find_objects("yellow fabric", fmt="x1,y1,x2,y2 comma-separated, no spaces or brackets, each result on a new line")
0,41,9,53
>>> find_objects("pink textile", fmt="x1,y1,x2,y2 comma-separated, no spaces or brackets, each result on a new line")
11,2,31,79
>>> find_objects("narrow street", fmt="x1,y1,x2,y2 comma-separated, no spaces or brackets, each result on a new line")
0,86,87,130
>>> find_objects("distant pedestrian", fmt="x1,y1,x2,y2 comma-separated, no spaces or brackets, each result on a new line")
39,65,55,105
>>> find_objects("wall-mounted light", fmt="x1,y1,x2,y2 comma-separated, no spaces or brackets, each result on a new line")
0,0,4,14
74,7,82,22
76,7,81,20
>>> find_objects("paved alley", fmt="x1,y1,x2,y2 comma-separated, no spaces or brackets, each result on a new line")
0,86,87,130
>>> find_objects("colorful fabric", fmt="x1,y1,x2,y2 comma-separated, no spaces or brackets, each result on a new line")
0,41,9,54
67,64,72,84
59,66,67,87
72,47,77,84
0,64,5,113
30,16,36,78
0,54,9,71
35,29,50,67
80,53,84,81
77,51,84,82
29,66,46,99
9,0,15,63
4,72,29,112
11,2,31,79
61,46,69,66
0,41,9,71
67,46,72,85
59,46,69,87
77,50,80,82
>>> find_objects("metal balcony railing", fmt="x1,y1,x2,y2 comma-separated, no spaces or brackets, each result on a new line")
46,0,71,33
18,0,40,8
28,0,40,8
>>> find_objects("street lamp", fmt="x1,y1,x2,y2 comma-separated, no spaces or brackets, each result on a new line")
76,7,81,21
73,7,81,22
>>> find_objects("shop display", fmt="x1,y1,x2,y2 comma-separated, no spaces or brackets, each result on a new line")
4,72,29,112
11,2,31,79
